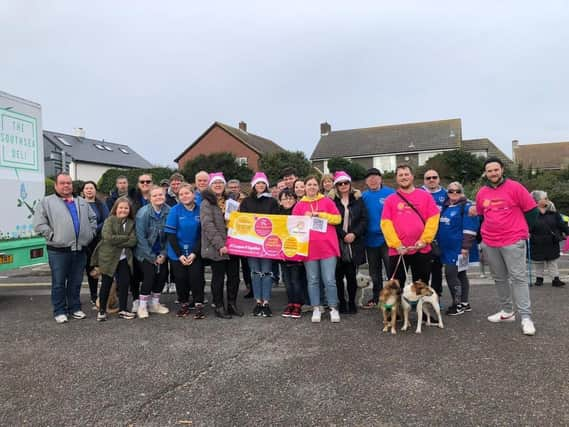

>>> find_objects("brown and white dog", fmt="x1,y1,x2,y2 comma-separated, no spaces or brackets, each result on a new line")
401,280,444,334
378,279,400,334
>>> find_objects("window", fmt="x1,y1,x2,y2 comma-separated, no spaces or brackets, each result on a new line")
119,147,130,154
94,144,105,150
56,136,72,147
103,146,113,152
373,155,396,173
236,157,248,167
418,152,441,166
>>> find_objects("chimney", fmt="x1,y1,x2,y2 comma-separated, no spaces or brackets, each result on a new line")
512,139,519,161
74,127,86,138
320,122,331,135
238,121,247,132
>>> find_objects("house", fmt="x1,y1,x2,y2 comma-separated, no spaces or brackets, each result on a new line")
310,118,511,173
512,140,569,171
44,128,153,182
174,121,286,172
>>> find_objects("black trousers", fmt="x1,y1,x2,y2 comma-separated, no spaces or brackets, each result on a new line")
336,261,358,304
240,256,252,287
130,260,143,300
209,256,240,308
139,259,169,296
85,237,100,301
366,244,391,302
170,258,204,304
99,259,131,312
389,252,432,288
427,256,443,296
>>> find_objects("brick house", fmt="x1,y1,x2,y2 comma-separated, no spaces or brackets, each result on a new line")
310,118,511,173
512,139,569,171
174,121,286,171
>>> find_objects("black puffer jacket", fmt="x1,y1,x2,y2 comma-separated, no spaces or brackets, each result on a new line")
239,194,279,215
530,210,569,261
334,193,368,266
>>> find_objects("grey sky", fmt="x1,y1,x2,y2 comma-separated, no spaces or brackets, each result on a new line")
3,1,568,167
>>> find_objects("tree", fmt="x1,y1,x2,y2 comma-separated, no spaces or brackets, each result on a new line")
421,150,485,184
180,152,253,183
327,157,368,180
258,151,313,184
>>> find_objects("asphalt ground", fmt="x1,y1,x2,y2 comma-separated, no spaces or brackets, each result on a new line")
1,266,568,427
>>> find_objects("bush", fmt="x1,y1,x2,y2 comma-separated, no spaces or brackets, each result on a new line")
45,177,55,196
259,151,313,184
180,153,253,183
327,157,368,180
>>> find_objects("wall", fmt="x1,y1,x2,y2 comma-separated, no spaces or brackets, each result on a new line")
177,126,261,171
70,162,112,183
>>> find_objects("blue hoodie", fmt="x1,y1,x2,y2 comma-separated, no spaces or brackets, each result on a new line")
362,185,396,247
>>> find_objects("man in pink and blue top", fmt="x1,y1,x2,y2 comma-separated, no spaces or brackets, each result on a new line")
381,164,440,287
471,157,538,336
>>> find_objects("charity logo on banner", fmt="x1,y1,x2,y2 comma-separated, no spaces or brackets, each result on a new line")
226,212,311,260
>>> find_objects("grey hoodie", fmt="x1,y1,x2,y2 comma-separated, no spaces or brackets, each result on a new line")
33,194,97,251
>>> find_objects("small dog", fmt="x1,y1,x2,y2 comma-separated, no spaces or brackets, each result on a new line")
91,268,119,314
356,273,373,307
401,280,444,334
378,279,400,334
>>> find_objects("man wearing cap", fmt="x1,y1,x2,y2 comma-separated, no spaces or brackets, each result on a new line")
422,169,447,297
381,164,440,287
361,167,395,308
470,157,538,336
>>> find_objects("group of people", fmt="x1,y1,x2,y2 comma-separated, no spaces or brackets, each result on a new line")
33,156,564,336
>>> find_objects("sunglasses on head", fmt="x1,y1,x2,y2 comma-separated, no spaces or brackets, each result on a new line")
447,189,462,194
139,180,152,184
425,176,439,180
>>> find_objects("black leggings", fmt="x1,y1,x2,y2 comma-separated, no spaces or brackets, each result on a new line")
336,261,357,304
99,259,131,312
171,258,204,304
139,259,169,296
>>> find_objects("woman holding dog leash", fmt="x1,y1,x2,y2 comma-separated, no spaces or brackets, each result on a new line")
292,175,342,323
332,171,368,314
436,182,479,316
91,197,137,321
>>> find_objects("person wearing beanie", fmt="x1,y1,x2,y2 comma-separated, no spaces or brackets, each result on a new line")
332,171,368,314
200,173,243,319
239,172,280,317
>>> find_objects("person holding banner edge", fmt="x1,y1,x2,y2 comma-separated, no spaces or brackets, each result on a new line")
239,172,280,317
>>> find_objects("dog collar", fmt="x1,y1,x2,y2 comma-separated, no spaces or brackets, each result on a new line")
403,296,420,308
380,302,394,311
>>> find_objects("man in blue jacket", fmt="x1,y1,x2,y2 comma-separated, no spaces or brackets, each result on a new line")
361,168,395,308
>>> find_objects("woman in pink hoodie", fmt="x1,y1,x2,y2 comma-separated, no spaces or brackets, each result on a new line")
292,175,341,323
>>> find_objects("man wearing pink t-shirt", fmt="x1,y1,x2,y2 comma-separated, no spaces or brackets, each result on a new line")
471,157,538,336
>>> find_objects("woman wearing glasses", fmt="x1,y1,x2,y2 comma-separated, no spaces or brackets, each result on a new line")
436,182,479,316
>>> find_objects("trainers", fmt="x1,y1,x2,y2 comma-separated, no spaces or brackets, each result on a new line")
252,303,263,317
148,303,169,314
446,304,464,316
552,277,566,287
54,314,68,324
534,277,544,287
137,305,149,319
459,302,472,312
522,318,536,336
118,310,136,320
487,310,516,323
131,299,139,313
177,303,190,318
311,307,321,323
262,304,272,317
282,304,293,318
71,310,86,320
362,299,377,309
291,304,302,319
97,312,107,322
479,273,486,279
330,308,341,323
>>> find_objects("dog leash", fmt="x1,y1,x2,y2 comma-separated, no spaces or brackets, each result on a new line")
389,253,410,285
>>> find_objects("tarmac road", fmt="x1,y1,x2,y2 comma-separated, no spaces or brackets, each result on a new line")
1,273,568,426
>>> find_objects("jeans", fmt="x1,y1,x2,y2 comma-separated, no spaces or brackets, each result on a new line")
304,257,338,307
283,263,305,304
248,257,274,302
48,249,87,316
366,245,390,302
483,240,532,318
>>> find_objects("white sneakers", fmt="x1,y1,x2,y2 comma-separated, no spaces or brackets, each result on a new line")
137,305,149,319
54,314,68,324
71,310,86,320
521,318,536,336
488,310,536,336
311,307,321,323
487,310,516,323
131,299,139,313
148,303,169,314
311,307,341,323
